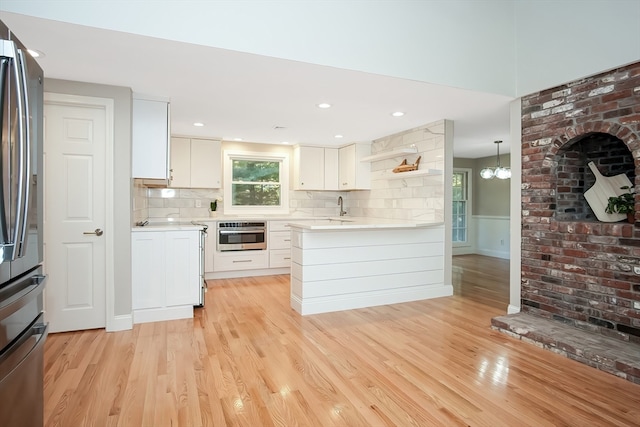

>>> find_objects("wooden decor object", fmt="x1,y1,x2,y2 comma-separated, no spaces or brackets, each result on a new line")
392,156,421,173
584,161,631,222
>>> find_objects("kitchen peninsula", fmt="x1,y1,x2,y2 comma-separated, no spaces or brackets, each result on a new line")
288,218,450,315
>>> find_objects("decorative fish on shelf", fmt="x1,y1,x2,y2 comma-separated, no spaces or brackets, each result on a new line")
392,156,421,173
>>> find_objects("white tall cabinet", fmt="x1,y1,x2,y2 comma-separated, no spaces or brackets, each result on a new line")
132,97,170,180
170,137,222,188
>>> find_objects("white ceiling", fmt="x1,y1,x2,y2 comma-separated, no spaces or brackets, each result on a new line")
2,12,514,158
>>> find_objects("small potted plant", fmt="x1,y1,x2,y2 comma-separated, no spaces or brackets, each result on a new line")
605,185,636,223
210,196,222,217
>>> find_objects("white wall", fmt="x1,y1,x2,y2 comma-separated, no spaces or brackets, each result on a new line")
474,216,510,259
3,1,637,100
515,1,640,96
0,1,516,96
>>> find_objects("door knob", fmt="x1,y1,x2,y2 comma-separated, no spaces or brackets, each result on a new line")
83,228,104,236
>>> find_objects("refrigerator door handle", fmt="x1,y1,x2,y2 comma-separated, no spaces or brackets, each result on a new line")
0,39,28,263
0,56,9,263
15,47,30,258
0,274,45,321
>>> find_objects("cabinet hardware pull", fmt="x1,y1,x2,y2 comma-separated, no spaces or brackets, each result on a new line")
232,259,252,263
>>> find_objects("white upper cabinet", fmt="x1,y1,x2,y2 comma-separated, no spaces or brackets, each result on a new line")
170,137,190,187
191,138,222,188
293,145,324,190
293,145,339,191
339,143,371,190
170,137,221,188
132,97,170,179
324,148,339,190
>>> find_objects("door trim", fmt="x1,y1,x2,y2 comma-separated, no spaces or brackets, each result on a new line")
43,92,116,331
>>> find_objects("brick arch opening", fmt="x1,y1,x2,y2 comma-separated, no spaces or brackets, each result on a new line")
550,131,637,221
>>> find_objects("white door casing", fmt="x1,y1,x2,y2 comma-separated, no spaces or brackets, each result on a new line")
44,93,114,333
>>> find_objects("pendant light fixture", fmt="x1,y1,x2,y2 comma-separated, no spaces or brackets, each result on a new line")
480,140,511,180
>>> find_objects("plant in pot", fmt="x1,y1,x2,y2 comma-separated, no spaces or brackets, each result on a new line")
210,196,222,217
605,185,636,223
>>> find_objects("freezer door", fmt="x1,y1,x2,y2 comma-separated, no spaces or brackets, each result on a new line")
0,266,44,351
0,313,48,427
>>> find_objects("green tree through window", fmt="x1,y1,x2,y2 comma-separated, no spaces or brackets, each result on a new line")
231,159,282,206
452,171,468,243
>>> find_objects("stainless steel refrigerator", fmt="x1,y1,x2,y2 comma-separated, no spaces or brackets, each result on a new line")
0,19,47,427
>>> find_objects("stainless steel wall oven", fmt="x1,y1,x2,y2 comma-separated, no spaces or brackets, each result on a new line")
217,221,266,251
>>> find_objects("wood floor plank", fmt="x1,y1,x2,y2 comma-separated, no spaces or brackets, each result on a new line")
42,255,640,426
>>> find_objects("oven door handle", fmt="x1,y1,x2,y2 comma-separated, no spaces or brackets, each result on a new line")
219,229,265,234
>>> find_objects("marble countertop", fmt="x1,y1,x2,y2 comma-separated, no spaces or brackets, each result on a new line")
287,217,444,230
132,216,443,231
131,220,208,232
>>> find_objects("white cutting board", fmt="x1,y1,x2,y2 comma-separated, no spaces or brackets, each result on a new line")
583,161,632,222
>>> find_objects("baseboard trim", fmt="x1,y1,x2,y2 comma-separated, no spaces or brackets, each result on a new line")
107,314,133,332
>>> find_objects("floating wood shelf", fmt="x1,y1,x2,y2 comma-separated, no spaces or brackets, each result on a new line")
380,168,443,179
360,147,418,162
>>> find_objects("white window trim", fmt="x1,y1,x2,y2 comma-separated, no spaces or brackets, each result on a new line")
453,168,472,248
223,149,290,215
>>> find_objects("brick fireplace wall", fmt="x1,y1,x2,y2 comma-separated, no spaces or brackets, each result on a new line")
520,61,640,343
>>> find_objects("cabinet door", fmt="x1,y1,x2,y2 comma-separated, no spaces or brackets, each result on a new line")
164,231,200,306
190,139,221,188
169,137,191,188
339,144,371,190
132,99,169,179
339,144,356,189
324,148,339,190
132,232,165,310
293,146,324,190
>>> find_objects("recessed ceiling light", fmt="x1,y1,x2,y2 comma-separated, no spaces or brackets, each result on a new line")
27,49,44,58
193,122,204,127
334,134,343,139
233,138,243,141
317,103,331,109
281,141,290,145
391,111,405,117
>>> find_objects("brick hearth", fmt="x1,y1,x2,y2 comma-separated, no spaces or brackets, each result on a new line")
491,313,640,384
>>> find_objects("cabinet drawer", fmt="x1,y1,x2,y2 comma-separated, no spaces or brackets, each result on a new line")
213,250,269,272
269,231,291,250
270,249,291,268
269,220,291,232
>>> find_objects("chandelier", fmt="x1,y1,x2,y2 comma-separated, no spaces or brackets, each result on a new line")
480,140,511,180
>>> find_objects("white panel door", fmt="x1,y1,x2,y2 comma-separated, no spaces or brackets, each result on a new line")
44,98,107,332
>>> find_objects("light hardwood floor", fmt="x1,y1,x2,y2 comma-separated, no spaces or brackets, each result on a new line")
43,256,639,426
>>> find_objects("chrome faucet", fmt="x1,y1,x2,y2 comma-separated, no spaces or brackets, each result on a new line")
338,196,347,216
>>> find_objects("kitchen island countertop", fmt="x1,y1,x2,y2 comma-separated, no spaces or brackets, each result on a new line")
287,217,443,230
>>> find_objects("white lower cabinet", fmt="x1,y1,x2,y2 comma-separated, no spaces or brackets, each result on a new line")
214,250,269,272
132,229,200,323
269,221,292,268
